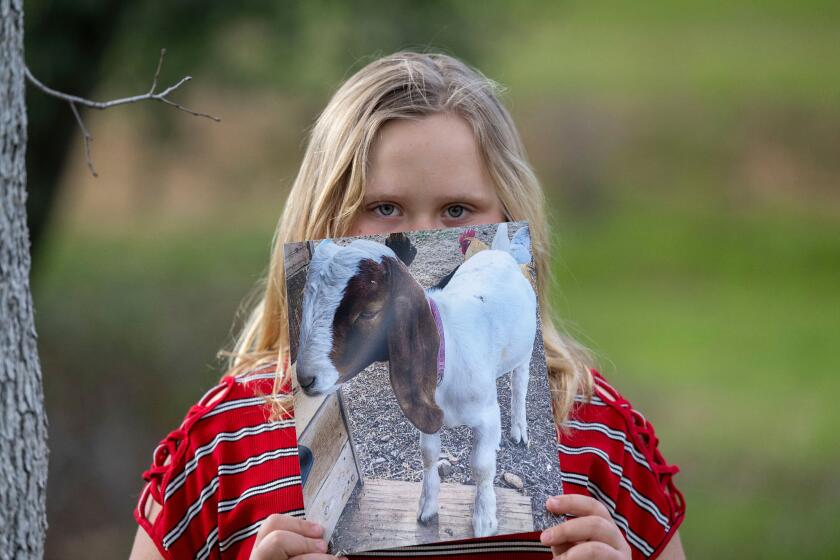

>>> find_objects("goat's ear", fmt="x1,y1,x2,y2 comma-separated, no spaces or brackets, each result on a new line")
384,256,443,434
313,239,339,262
309,239,340,279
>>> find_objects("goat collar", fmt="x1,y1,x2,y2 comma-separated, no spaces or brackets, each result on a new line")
427,296,445,386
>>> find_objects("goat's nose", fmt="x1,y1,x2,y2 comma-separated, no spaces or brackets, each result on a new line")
297,367,316,391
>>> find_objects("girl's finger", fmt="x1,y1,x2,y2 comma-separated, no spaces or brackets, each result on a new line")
256,513,325,544
545,494,612,521
556,540,619,559
540,516,625,551
548,542,573,557
252,529,328,559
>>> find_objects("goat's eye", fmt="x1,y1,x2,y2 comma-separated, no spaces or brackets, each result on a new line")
358,310,378,320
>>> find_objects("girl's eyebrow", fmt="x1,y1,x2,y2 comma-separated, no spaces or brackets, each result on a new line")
363,190,490,204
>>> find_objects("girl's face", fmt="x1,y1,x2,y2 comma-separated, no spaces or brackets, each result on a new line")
349,112,507,236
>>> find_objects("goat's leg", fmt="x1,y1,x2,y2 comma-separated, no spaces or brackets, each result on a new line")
471,405,501,537
417,430,441,523
509,360,530,446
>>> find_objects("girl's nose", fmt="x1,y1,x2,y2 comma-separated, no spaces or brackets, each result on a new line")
405,215,442,232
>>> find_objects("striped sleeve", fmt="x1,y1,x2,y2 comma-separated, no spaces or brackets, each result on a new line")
560,370,685,559
135,366,305,560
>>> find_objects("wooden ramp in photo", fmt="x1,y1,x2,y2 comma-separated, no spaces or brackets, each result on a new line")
293,380,536,553
331,478,535,553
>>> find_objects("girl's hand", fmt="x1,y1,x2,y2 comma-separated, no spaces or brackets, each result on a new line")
250,514,342,560
540,495,632,559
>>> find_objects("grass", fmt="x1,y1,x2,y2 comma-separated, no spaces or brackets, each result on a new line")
487,0,840,109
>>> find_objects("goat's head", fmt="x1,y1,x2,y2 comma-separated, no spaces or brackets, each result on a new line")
296,238,444,434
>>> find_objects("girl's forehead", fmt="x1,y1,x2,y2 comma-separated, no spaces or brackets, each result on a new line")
366,115,497,203
373,113,478,158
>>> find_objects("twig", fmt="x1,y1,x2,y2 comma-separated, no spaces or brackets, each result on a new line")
68,101,96,177
24,48,220,177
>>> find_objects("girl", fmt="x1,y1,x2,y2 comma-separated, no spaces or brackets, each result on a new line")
130,51,686,560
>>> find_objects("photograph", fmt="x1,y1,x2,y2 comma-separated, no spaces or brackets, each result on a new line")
285,222,563,554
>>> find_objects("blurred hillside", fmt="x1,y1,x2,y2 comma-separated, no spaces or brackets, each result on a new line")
25,1,840,558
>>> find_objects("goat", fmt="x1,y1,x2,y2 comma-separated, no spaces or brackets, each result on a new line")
295,223,537,537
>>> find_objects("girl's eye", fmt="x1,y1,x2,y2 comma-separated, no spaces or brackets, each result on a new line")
446,205,467,219
374,203,398,217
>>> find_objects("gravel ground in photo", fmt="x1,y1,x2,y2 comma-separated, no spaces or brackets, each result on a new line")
335,223,562,549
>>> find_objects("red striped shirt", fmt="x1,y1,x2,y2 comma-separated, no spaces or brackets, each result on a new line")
136,367,684,559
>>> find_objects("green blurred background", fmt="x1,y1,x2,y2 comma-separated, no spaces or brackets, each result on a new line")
24,1,839,558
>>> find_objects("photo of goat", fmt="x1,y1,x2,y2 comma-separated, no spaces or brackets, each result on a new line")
284,221,562,554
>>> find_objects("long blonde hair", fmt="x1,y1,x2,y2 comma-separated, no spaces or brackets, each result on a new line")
219,50,595,424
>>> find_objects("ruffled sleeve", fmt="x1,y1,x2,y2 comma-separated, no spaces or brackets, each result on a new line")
135,365,305,559
558,370,685,559
135,376,236,560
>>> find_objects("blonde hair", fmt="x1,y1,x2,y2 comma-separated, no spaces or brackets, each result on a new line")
219,50,595,424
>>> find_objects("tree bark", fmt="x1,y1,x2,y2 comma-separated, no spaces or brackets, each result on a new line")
0,0,50,557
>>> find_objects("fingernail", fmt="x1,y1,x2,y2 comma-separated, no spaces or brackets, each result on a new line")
539,530,550,545
316,539,327,552
547,496,561,508
308,521,324,535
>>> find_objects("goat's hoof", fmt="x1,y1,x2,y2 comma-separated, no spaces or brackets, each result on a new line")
509,424,529,446
418,495,439,524
417,506,439,524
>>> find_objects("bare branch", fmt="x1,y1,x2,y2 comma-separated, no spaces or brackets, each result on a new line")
157,95,220,120
149,48,166,94
24,48,220,177
69,101,97,177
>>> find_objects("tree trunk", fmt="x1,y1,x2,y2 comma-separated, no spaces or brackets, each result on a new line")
0,0,50,558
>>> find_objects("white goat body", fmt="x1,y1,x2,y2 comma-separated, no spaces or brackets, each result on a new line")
419,242,536,537
426,249,536,429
